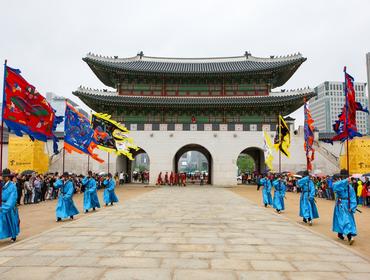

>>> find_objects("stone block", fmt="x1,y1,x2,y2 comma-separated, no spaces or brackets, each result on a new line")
173,269,236,280
251,260,296,271
101,268,171,280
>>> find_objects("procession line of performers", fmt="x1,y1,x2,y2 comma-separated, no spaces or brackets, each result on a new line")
54,171,119,221
259,173,358,245
156,171,188,186
0,170,119,242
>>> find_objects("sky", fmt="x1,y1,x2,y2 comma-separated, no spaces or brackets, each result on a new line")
1,0,370,126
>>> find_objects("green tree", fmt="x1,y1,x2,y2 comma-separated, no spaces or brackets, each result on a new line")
237,154,255,174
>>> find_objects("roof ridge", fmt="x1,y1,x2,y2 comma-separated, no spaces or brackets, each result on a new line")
85,52,304,64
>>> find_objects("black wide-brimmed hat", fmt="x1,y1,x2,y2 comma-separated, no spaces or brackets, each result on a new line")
2,168,14,178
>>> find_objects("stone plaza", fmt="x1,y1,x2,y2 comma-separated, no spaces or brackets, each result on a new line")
0,187,369,280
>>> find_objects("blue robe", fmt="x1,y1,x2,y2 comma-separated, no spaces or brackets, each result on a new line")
272,179,286,211
332,179,357,236
54,179,79,219
298,176,319,220
82,177,101,211
260,178,273,206
103,179,119,204
0,181,20,239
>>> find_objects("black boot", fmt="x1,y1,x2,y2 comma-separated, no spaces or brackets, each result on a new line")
337,233,344,240
70,215,74,220
347,233,354,245
303,218,307,223
11,237,16,242
56,217,62,222
111,202,113,206
264,203,267,207
93,207,96,211
85,210,89,213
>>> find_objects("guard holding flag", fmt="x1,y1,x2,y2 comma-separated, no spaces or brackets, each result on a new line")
297,173,319,225
103,173,119,206
260,174,272,207
82,171,101,213
0,169,20,242
54,172,79,221
332,178,357,245
272,175,286,213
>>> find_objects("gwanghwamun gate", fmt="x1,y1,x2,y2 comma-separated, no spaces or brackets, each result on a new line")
10,51,345,185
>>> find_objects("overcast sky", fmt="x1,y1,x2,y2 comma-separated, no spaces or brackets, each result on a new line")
1,0,369,125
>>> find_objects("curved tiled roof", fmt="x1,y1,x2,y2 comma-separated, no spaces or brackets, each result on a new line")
84,52,305,75
73,87,315,114
83,52,307,88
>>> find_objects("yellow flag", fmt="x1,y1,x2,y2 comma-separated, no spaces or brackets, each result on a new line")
91,113,139,160
274,115,291,158
263,131,274,171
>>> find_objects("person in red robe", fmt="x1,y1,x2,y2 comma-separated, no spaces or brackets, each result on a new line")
174,172,179,186
181,173,187,187
164,172,169,185
169,172,174,186
156,172,163,185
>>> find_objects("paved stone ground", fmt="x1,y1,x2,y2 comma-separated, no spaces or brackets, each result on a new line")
1,188,370,280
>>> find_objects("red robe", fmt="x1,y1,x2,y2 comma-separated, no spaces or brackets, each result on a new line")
156,172,163,185
169,172,174,185
181,173,186,186
164,172,169,185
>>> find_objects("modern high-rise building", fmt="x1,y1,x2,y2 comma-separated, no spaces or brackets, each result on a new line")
310,81,368,135
46,92,88,132
366,53,370,135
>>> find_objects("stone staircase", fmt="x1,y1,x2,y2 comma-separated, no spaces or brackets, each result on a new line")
313,140,340,169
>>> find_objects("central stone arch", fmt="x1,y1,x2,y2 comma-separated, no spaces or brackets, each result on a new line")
173,144,213,185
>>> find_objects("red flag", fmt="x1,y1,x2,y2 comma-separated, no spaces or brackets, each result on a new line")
3,66,63,152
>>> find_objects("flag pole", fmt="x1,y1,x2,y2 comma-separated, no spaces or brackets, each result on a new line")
304,98,309,173
278,113,281,174
107,152,110,174
62,147,65,174
344,66,350,177
0,59,7,207
87,155,90,174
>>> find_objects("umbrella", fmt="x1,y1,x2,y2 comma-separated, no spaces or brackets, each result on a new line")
351,174,363,179
293,174,302,179
362,173,370,177
21,170,35,176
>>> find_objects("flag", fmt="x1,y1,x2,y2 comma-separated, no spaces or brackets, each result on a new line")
263,131,274,171
274,115,290,158
91,113,139,160
3,65,63,153
330,68,369,143
64,102,104,163
304,100,315,171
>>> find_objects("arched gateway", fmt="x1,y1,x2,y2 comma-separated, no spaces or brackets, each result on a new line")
174,144,212,184
74,51,315,185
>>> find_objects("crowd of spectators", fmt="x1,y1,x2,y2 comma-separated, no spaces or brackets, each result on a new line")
9,172,114,206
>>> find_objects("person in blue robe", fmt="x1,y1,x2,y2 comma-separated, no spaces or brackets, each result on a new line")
298,175,319,225
103,173,119,206
260,175,273,207
332,178,357,245
82,171,101,213
0,169,20,242
272,175,286,213
54,172,79,221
